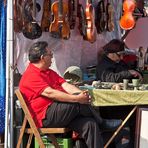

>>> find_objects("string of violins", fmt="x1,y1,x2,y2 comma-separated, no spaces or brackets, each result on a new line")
14,0,117,43
14,0,142,43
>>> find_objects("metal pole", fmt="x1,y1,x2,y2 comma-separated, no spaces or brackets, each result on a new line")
5,0,14,147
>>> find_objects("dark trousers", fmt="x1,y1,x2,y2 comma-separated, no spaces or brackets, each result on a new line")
42,102,103,148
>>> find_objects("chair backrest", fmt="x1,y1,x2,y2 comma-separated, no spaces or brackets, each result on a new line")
15,89,45,147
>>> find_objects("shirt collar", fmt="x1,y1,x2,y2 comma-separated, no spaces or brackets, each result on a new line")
29,63,50,73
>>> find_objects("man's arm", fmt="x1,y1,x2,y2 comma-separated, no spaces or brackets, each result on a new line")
101,70,132,82
41,85,91,104
61,82,82,94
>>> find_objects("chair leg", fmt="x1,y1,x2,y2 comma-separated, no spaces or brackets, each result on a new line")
48,134,60,148
16,117,27,148
26,133,33,148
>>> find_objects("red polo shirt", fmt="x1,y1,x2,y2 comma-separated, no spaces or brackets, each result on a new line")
19,63,66,127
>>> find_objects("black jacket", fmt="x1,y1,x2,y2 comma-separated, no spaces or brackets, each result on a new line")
96,55,134,83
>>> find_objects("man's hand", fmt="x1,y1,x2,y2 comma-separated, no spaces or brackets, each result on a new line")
75,90,92,104
128,70,143,80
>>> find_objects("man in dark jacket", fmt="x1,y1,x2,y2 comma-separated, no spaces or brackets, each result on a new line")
96,39,142,82
96,39,143,148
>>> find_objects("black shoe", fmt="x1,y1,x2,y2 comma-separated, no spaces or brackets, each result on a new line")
101,119,122,131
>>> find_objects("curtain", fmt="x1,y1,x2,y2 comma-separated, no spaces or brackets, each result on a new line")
0,0,6,134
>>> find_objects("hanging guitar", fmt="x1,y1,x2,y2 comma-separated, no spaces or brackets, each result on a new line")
49,0,70,39
77,0,86,39
14,0,23,32
68,0,78,29
85,0,96,43
95,0,106,34
106,1,114,32
41,0,51,31
22,0,42,40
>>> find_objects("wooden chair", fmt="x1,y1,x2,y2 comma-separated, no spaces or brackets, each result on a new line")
15,89,71,148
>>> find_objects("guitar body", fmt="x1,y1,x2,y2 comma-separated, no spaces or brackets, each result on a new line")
49,1,70,39
106,3,114,32
41,0,51,31
85,3,96,43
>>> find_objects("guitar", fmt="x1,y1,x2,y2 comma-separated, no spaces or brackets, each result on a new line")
49,0,70,39
68,0,78,29
85,0,96,43
106,1,114,32
95,0,106,33
41,0,51,31
77,1,86,39
14,0,23,32
22,0,42,39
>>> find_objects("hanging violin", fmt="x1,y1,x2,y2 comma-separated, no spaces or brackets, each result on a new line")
41,0,51,31
120,0,136,30
14,0,23,32
106,1,114,32
49,0,70,39
85,0,96,43
77,0,86,38
95,0,107,33
68,0,78,29
22,0,42,39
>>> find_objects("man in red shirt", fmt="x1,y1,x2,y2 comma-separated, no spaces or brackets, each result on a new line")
19,41,121,148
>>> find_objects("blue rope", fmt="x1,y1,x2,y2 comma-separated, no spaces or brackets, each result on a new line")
0,1,6,134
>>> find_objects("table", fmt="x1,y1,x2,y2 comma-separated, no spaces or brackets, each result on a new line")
80,86,148,147
90,89,148,106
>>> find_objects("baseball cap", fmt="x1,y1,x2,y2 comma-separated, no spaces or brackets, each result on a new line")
103,39,126,54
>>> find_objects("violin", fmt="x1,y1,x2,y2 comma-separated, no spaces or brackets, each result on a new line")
49,0,70,39
106,2,114,32
85,0,96,43
68,0,78,29
41,0,51,31
77,1,86,38
120,0,136,30
120,12,135,30
22,0,42,39
95,0,106,33
14,0,23,32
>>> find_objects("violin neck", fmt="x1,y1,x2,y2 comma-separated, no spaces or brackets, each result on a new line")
33,0,36,19
74,0,78,16
59,0,63,17
87,0,92,4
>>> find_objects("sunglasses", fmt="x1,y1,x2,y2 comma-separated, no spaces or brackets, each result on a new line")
115,52,124,57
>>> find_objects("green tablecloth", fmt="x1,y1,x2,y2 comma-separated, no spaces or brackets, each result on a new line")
88,89,148,106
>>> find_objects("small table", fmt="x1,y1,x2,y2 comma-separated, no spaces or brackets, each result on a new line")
81,85,148,147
